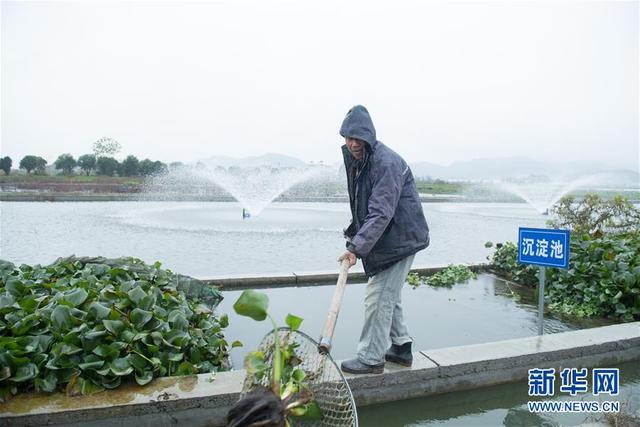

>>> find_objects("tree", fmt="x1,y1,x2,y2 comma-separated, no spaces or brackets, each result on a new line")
138,159,167,176
138,159,152,176
54,153,77,175
77,154,97,175
34,157,47,174
0,157,12,175
19,155,47,174
92,137,121,157
152,160,168,175
19,156,37,174
547,194,640,235
96,156,119,176
120,155,139,176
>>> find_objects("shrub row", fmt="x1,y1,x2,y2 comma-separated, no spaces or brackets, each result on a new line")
486,232,640,321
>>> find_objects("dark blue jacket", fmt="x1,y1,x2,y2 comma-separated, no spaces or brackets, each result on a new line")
341,105,430,276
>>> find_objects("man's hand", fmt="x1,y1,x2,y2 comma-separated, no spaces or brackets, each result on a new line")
338,250,357,267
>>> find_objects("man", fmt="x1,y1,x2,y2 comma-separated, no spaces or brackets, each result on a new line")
338,105,430,374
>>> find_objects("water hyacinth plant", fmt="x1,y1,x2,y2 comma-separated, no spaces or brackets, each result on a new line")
230,289,322,425
484,241,538,285
546,232,640,321
0,257,231,402
485,233,640,321
407,265,477,288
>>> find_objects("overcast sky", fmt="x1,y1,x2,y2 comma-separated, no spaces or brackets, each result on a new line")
1,0,638,169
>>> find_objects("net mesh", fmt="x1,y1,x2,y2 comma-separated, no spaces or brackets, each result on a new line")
241,328,358,427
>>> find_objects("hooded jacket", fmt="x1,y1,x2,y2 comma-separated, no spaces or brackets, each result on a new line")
341,105,430,276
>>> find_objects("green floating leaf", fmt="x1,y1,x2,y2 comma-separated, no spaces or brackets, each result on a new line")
0,294,16,309
244,351,268,377
18,298,38,313
85,330,109,341
293,400,323,420
10,314,38,336
128,353,149,371
64,288,88,307
285,314,303,331
10,363,39,383
5,277,26,297
60,343,83,356
233,290,268,321
92,344,119,359
219,314,229,328
111,341,127,351
51,306,73,330
88,302,111,320
0,367,11,382
150,331,163,346
291,368,306,383
78,359,104,371
168,310,189,331
138,294,156,311
231,340,243,348
168,352,184,362
101,375,122,390
80,378,105,395
175,361,196,376
110,357,133,376
95,366,111,376
128,286,147,305
165,329,188,347
36,334,53,353
102,320,125,337
131,308,153,330
135,370,153,386
34,371,58,393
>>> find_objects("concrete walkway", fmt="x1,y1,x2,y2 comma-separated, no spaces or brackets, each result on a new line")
2,322,638,427
201,263,487,290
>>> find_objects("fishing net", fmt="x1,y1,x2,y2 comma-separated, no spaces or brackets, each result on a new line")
241,327,358,427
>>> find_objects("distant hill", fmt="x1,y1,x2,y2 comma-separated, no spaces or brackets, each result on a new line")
195,152,639,185
197,153,307,169
410,156,640,184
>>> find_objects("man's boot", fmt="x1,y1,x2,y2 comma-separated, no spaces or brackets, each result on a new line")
341,358,384,375
385,342,413,367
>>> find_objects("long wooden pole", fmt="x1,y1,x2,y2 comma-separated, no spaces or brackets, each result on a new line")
318,259,351,354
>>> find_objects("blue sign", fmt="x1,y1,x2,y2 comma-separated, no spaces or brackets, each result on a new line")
518,227,570,269
593,368,619,396
560,368,589,396
528,368,556,396
527,367,620,397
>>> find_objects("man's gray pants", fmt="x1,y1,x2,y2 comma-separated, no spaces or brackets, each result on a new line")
357,254,415,365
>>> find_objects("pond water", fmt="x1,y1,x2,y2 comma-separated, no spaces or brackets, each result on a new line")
1,201,636,426
216,275,628,427
217,274,610,367
358,360,640,427
0,201,546,276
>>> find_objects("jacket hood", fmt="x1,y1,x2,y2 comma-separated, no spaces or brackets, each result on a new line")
339,105,378,149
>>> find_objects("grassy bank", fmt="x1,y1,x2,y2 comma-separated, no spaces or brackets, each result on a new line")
415,180,466,195
0,175,145,185
1,174,638,202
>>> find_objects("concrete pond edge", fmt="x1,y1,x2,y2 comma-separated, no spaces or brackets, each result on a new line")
201,263,488,290
1,322,638,427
